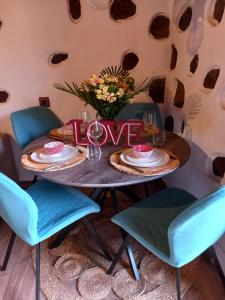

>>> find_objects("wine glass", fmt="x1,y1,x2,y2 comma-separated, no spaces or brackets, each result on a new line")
78,110,90,133
86,120,104,160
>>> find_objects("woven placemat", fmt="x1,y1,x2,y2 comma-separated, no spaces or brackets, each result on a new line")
21,146,86,172
110,148,180,177
48,128,73,142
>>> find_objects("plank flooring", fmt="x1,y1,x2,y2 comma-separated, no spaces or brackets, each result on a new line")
0,185,225,300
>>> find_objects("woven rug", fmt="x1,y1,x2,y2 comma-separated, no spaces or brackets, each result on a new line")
32,197,199,300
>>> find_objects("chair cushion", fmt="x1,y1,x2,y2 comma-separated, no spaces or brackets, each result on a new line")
27,180,100,242
112,188,197,260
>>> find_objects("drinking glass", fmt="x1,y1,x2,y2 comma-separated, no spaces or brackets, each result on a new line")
86,120,104,160
143,112,157,131
153,128,166,146
78,110,90,133
87,144,102,160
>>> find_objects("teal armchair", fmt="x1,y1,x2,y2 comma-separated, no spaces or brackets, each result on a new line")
11,106,63,149
107,186,225,300
0,173,111,300
116,102,162,128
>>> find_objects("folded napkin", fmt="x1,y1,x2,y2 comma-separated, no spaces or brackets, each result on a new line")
110,148,180,177
22,146,86,172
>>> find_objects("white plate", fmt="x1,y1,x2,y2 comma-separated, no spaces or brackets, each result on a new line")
120,149,170,167
31,145,78,163
126,149,158,164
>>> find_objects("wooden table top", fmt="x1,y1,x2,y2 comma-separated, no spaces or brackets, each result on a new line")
23,132,190,188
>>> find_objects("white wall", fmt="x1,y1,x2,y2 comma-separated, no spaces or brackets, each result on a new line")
0,0,171,134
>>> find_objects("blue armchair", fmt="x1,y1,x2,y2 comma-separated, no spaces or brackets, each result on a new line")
0,173,111,300
11,106,63,149
107,186,225,300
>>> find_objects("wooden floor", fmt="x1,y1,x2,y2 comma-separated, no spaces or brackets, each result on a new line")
0,185,225,300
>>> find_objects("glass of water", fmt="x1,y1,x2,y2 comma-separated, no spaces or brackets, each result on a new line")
86,120,104,160
153,128,166,146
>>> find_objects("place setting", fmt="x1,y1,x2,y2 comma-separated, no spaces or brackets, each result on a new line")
110,143,180,177
21,141,87,172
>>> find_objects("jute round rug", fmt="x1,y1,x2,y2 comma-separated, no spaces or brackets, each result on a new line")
32,201,199,300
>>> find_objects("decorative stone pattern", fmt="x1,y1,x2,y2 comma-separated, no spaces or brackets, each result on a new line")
0,91,9,103
174,80,185,108
203,68,220,89
110,0,136,21
170,44,177,70
187,19,204,56
208,0,225,26
190,54,199,74
68,0,81,21
122,52,139,70
213,156,225,177
164,116,174,132
149,15,170,39
148,77,166,103
178,6,192,31
50,53,69,65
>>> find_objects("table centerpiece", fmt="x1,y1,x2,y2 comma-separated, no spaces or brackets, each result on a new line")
53,66,152,120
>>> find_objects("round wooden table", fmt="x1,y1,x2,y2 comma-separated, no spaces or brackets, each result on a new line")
23,132,190,188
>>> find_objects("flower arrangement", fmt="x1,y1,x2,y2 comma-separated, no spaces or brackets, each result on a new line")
53,66,152,119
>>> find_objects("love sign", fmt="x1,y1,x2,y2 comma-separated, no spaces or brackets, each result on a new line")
68,119,144,146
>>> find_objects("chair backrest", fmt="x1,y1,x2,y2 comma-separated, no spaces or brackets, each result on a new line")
11,106,63,148
168,185,225,267
0,134,18,182
116,103,162,128
0,172,38,245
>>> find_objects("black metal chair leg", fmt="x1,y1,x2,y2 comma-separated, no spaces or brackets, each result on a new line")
89,188,104,201
107,236,127,274
36,243,40,300
144,182,149,197
2,231,16,271
176,268,181,300
83,218,112,261
32,175,38,184
126,241,140,280
99,189,108,209
110,188,118,213
48,222,78,249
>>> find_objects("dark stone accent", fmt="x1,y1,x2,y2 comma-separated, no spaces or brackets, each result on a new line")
213,156,225,177
149,15,170,39
0,91,9,103
190,54,199,74
0,21,2,29
203,68,220,89
68,0,81,21
213,0,225,24
148,77,166,103
164,116,174,132
178,6,192,31
122,52,139,70
181,120,185,133
50,53,68,64
170,44,177,70
110,0,136,21
174,80,185,108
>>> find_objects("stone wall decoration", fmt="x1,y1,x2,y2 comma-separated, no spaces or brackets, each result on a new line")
0,20,2,29
121,52,139,70
68,0,81,21
213,156,225,177
148,77,166,103
187,18,204,56
110,0,136,21
208,0,225,26
149,14,170,39
49,53,69,65
164,116,174,132
170,44,177,70
173,80,185,108
190,54,199,74
0,90,9,103
203,67,220,89
178,6,192,31
86,0,112,10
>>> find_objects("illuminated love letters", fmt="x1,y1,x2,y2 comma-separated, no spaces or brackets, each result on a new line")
68,119,144,146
